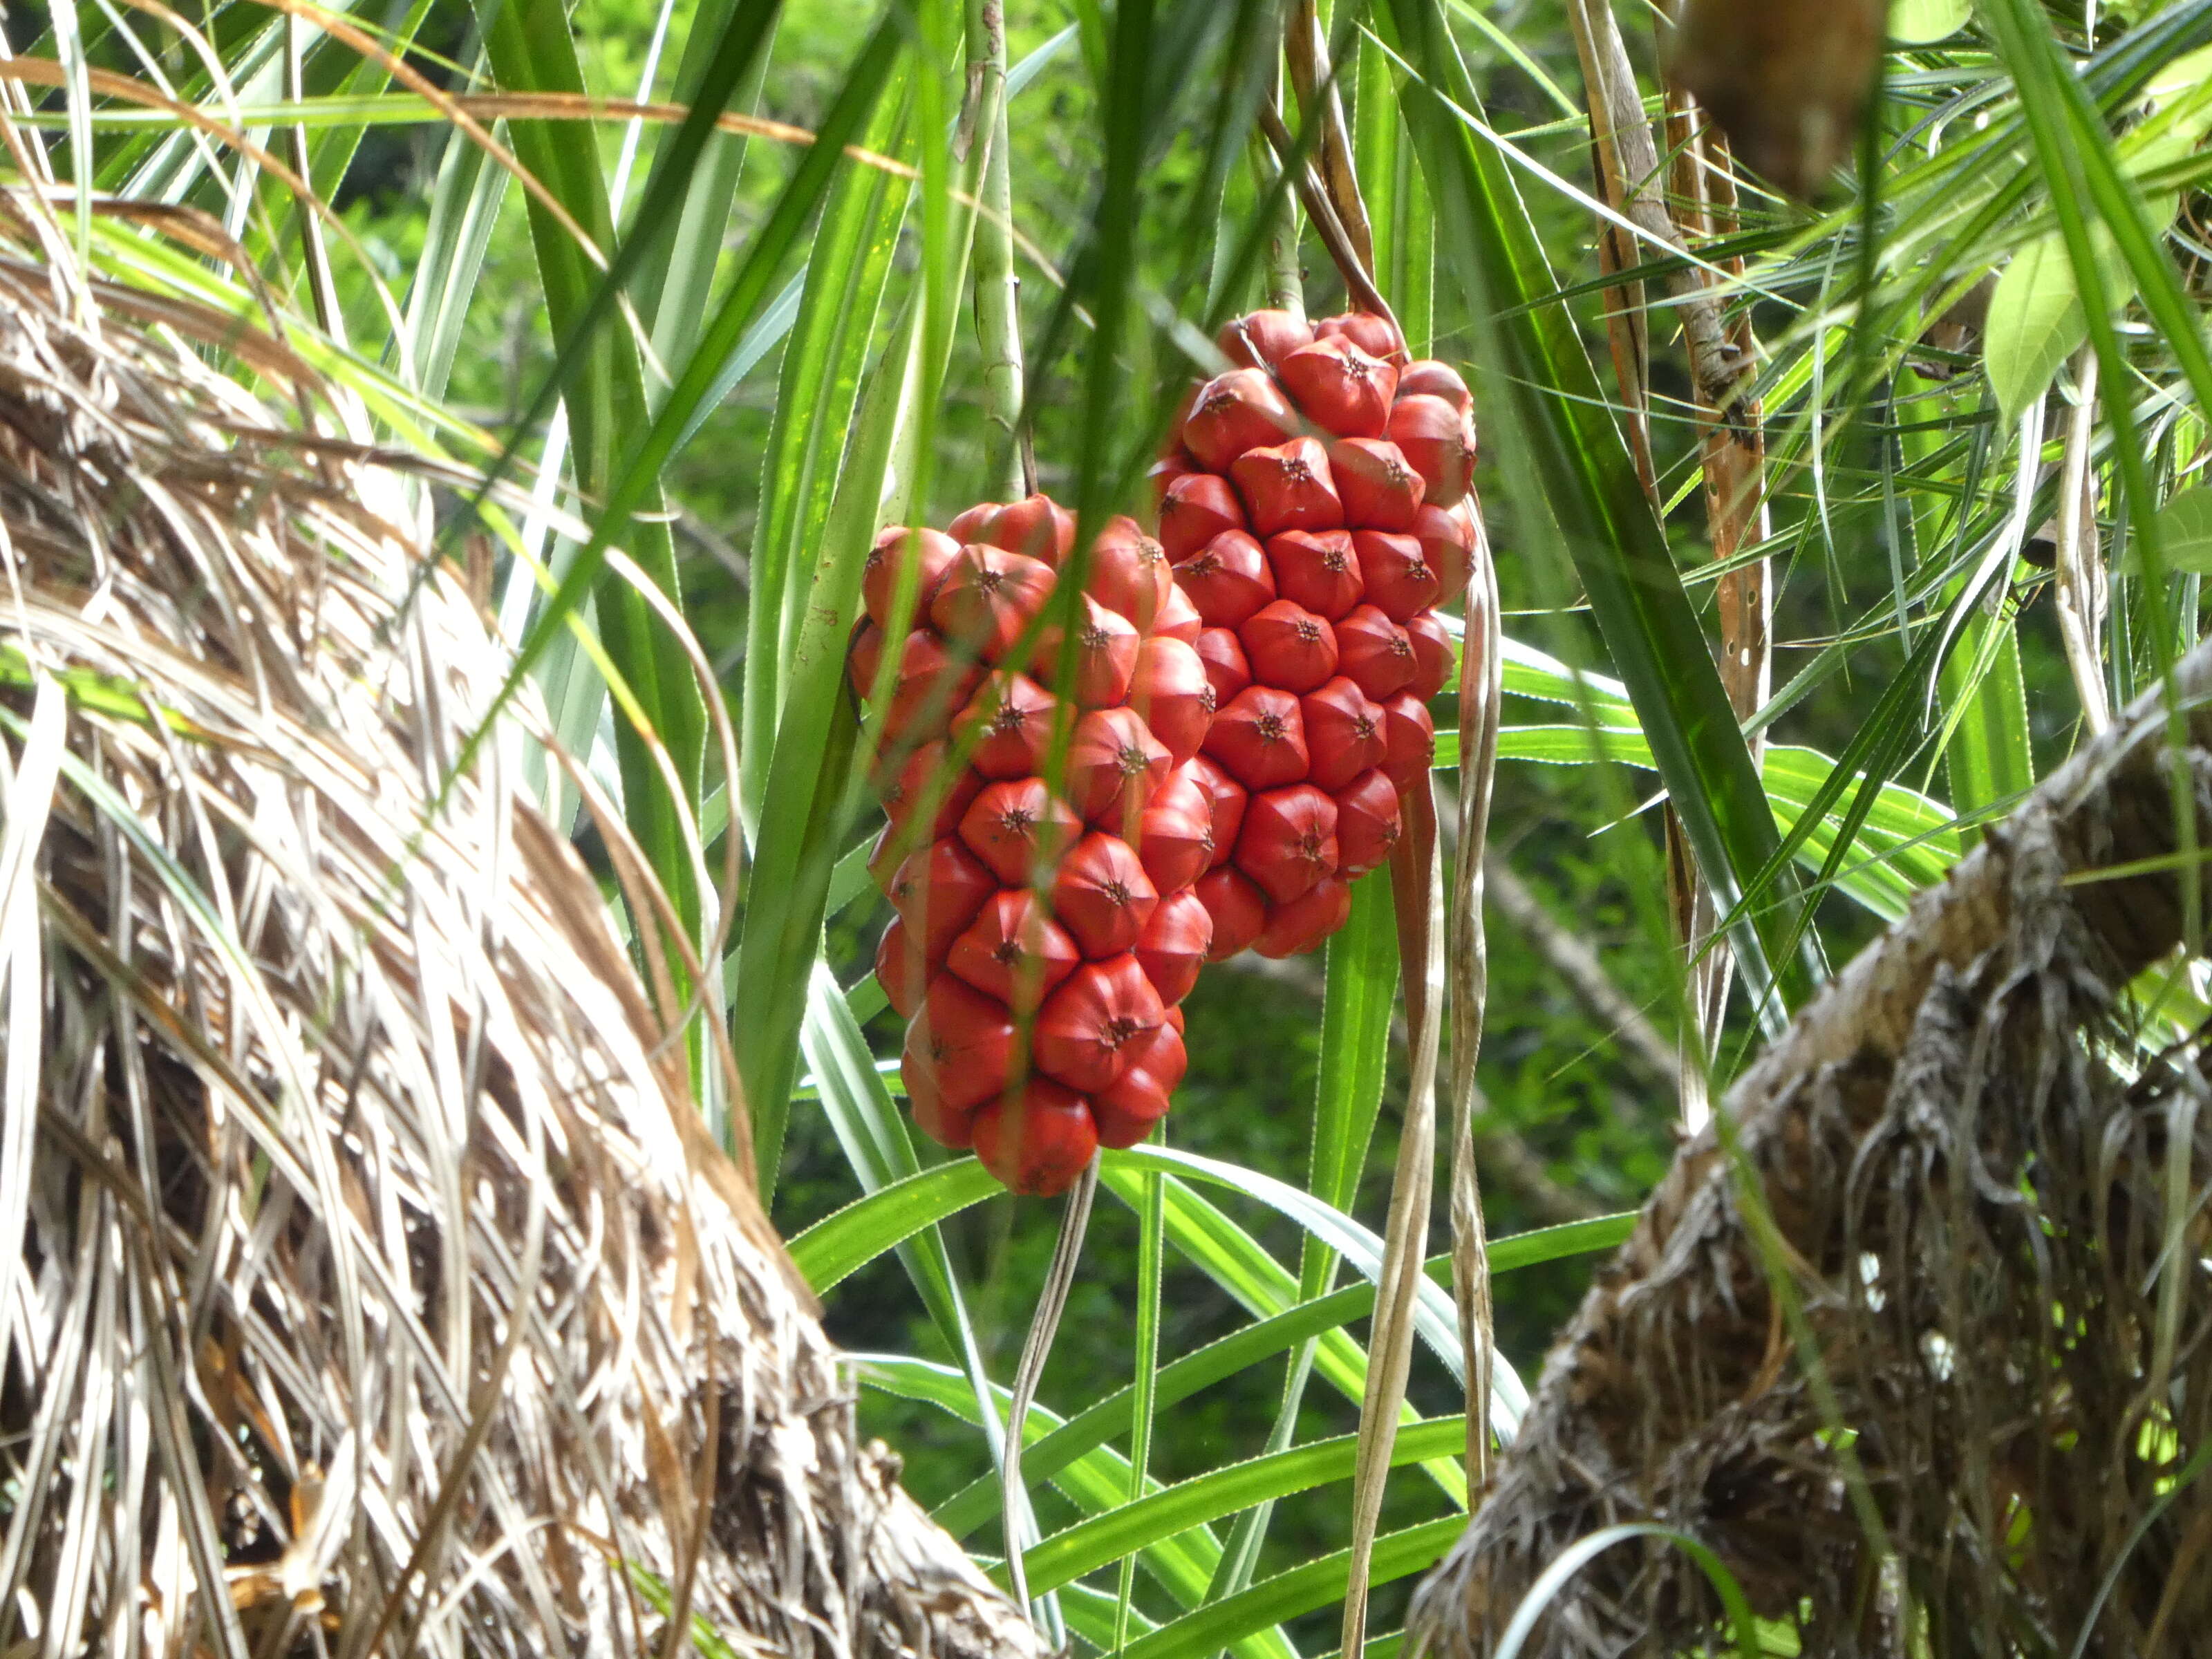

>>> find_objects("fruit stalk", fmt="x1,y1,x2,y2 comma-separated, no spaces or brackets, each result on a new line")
964,0,1033,499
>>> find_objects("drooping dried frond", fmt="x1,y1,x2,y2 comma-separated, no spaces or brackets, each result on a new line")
1411,650,2212,1657
0,197,1036,1659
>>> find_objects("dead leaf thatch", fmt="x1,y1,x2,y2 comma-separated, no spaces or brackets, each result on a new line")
1411,648,2212,1656
0,195,1036,1659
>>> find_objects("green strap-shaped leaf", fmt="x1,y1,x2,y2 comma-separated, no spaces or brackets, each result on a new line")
1114,1516,1469,1659
924,1217,1633,1540
799,964,1054,1607
856,1353,1293,1659
791,1159,1002,1293
1374,0,1822,1029
468,0,749,955
1018,1418,1469,1597
738,79,911,836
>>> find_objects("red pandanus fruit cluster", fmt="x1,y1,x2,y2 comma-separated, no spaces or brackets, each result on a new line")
847,497,1216,1197
1153,309,1479,964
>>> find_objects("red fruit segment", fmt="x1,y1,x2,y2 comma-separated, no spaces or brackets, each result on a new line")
1186,754,1248,870
973,1078,1098,1195
1333,604,1418,702
1051,832,1161,959
1203,684,1310,791
1125,1020,1189,1091
1239,599,1339,695
1334,767,1403,877
1088,516,1174,628
1091,1074,1171,1150
1194,865,1268,960
1255,877,1351,958
905,975,1019,1113
1154,582,1204,645
955,673,1060,781
848,619,884,700
905,1064,975,1152
1386,394,1477,509
959,778,1083,886
1218,308,1315,369
1230,437,1342,536
946,502,997,542
1137,766,1215,894
1413,501,1476,606
1038,594,1140,709
1315,310,1408,367
1091,1030,1185,1146
1183,368,1302,473
1277,335,1398,438
1128,635,1212,766
1300,678,1387,793
1156,471,1248,561
984,494,1078,565
874,917,930,1020
946,888,1080,1013
1065,706,1173,828
1135,888,1212,1005
1234,783,1339,905
891,837,997,959
1351,529,1442,623
1267,529,1364,621
863,526,962,629
1329,438,1426,532
881,629,983,747
1194,626,1252,704
929,546,1058,662
1033,957,1166,1092
1406,611,1455,701
877,738,984,842
1380,693,1437,791
1173,529,1275,630
1397,358,1471,412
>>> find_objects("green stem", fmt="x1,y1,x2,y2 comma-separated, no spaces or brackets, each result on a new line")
1250,50,1303,319
966,0,1030,498
1113,1152,1165,1653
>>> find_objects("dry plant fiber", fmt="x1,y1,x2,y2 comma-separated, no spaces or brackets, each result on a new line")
1411,646,2212,1656
0,198,1038,1659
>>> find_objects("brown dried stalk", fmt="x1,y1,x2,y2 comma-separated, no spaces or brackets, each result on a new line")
1447,510,1506,1491
1561,0,1754,426
1345,789,1447,1659
1564,0,1770,1129
2053,348,2112,733
1664,92,1772,1110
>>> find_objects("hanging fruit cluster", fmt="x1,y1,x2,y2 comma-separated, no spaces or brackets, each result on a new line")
848,500,1217,1197
1155,309,1479,964
846,310,1479,1197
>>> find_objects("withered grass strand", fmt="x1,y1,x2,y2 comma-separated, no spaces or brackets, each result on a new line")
0,205,1036,1659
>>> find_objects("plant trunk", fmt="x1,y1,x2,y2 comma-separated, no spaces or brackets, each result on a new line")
1411,644,2212,1657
